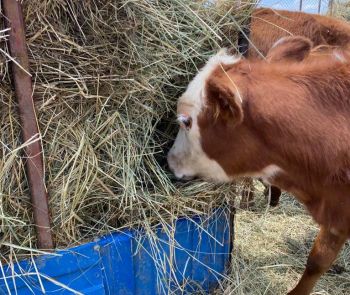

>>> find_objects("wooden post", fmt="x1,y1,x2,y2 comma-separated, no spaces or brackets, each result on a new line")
2,0,53,249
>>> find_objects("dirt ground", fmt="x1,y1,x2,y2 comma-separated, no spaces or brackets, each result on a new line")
218,185,350,295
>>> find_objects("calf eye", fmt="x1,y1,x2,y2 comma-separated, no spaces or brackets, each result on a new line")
177,114,192,130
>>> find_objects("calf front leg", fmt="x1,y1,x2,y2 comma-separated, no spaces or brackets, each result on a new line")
288,226,347,295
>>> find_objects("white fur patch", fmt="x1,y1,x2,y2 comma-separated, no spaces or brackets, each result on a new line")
167,120,231,182
177,114,189,122
178,49,240,119
168,49,239,182
260,165,283,184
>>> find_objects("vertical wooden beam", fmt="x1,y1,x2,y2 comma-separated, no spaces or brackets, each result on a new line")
2,0,53,249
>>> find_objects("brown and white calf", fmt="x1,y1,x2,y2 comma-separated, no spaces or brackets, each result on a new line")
236,8,350,208
167,37,350,295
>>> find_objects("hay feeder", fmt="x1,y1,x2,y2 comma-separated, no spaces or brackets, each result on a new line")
0,0,248,293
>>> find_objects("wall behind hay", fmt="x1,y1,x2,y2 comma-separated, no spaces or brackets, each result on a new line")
0,0,251,255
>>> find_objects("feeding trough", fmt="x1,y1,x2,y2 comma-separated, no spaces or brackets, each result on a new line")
0,208,233,294
0,0,243,293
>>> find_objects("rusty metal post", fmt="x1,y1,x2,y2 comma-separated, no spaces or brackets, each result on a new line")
2,0,53,249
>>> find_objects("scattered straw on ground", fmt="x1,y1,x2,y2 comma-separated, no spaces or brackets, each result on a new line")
216,184,350,295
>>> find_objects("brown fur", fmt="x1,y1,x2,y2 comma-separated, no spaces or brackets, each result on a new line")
239,9,350,207
199,37,350,294
266,37,313,62
249,8,350,58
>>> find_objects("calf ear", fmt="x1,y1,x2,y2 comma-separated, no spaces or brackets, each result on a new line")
266,36,313,63
205,72,243,126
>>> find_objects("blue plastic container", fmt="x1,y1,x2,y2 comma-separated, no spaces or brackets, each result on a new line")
0,208,233,294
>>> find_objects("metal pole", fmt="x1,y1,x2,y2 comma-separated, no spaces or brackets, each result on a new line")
318,0,322,14
328,0,334,15
299,0,303,11
2,0,53,249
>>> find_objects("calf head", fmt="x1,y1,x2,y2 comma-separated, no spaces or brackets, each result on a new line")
167,49,238,181
167,37,313,182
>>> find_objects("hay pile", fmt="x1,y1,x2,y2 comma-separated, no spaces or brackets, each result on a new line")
333,0,350,20
0,0,252,259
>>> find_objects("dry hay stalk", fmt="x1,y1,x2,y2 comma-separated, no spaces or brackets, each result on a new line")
332,0,350,20
0,0,253,265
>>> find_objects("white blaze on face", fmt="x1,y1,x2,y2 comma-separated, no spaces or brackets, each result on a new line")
167,49,240,182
